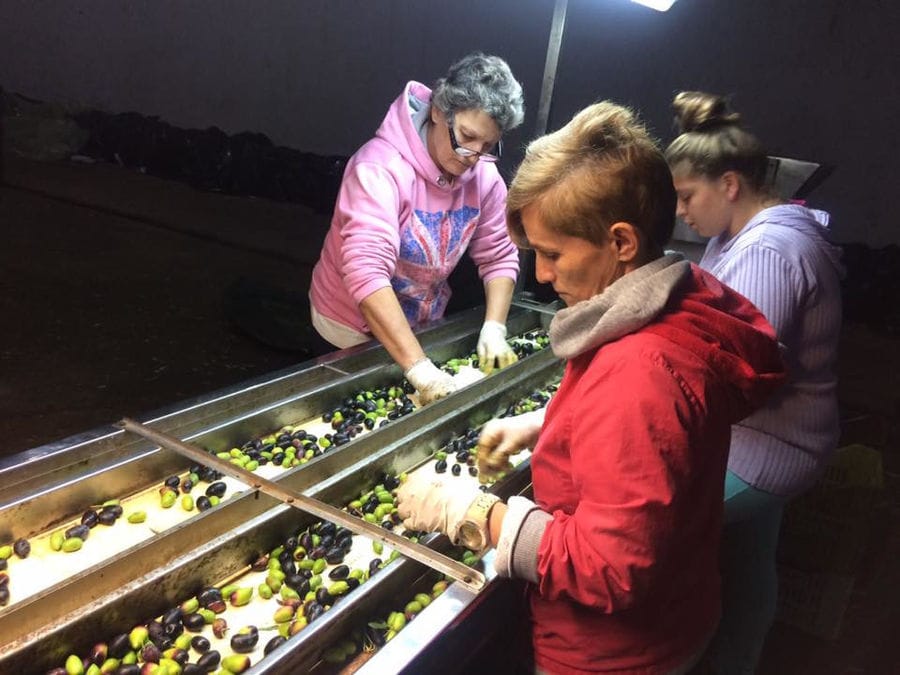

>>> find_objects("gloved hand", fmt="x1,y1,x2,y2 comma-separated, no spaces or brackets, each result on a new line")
477,409,545,482
404,358,459,405
395,471,483,544
477,321,518,374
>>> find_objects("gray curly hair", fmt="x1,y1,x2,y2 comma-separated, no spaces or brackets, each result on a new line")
431,52,525,133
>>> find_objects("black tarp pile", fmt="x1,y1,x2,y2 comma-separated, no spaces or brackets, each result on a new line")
71,110,347,213
841,243,900,335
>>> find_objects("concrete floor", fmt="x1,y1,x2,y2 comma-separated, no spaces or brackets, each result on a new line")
2,156,899,673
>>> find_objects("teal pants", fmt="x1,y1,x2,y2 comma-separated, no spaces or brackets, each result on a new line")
708,471,787,675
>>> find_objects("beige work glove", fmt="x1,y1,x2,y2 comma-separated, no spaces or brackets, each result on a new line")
405,358,459,405
477,321,518,374
476,409,545,482
395,472,483,544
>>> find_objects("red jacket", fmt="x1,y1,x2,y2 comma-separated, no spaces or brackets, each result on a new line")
530,265,784,674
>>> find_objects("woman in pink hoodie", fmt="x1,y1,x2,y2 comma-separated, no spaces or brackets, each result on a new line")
310,53,525,403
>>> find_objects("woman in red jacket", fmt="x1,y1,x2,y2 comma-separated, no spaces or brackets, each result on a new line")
397,101,786,674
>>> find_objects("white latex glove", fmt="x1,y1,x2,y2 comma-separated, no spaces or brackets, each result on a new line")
395,471,482,543
477,321,518,374
477,409,546,481
404,358,459,405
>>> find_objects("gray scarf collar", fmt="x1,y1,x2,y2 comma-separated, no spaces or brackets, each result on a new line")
549,253,691,359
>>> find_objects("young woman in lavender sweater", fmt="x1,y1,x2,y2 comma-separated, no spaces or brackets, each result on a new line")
665,91,844,674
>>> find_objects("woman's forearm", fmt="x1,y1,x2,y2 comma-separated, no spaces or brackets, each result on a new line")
359,287,426,371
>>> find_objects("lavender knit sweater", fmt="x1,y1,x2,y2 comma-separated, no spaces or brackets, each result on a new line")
700,205,843,496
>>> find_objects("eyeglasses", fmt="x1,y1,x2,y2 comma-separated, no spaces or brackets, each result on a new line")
447,123,502,162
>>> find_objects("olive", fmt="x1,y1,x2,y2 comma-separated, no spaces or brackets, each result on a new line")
164,475,181,490
0,572,8,587
180,478,194,494
206,599,227,613
108,632,131,659
195,496,212,511
315,587,332,606
205,481,227,498
280,559,297,577
166,647,190,665
164,621,184,639
434,459,448,473
0,559,6,571
308,545,327,560
65,524,90,541
365,624,386,648
292,429,308,440
182,664,203,675
383,474,400,490
284,575,310,596
0,586,8,606
319,534,335,549
381,520,395,530
81,510,100,528
451,463,462,476
97,510,118,526
469,466,479,477
325,547,345,565
162,607,183,627
264,635,287,656
379,419,391,428
306,602,325,623
299,532,315,550
328,564,350,580
368,558,382,576
346,577,360,590
196,650,221,672
336,530,353,550
140,642,160,663
230,630,259,654
197,587,222,608
116,666,141,675
13,538,30,559
211,618,228,639
182,612,205,632
250,554,269,572
147,621,168,648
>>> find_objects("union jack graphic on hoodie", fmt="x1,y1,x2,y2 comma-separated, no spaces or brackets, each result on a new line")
393,206,480,324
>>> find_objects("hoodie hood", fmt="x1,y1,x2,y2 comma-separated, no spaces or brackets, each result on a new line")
373,81,480,191
551,253,785,424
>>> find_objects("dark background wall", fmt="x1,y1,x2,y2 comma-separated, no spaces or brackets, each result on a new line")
1,0,898,245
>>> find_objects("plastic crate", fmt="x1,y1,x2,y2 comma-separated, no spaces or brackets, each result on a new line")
777,444,884,575
776,566,855,640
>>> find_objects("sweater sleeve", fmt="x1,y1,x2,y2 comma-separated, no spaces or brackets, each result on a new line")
336,161,405,304
711,243,805,341
466,175,519,283
536,356,701,611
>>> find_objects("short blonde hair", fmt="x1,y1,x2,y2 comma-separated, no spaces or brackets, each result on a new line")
507,101,675,254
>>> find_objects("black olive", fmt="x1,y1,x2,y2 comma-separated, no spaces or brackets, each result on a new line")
451,463,462,476
271,453,285,466
231,630,259,653
168,648,189,665
366,624,386,648
198,587,222,608
379,420,391,428
325,547,345,565
164,475,181,490
469,466,479,477
381,520,394,530
264,635,287,656
162,607,183,627
285,575,310,596
196,496,212,511
456,451,470,464
191,635,210,653
434,459,448,473
346,577,360,590
182,612,206,632
164,621,184,639
306,602,325,623
13,538,30,559
0,559,6,571
250,554,269,572
292,429,308,440
319,534,335,549
180,478,194,494
80,510,100,528
299,532,315,550
197,650,221,672
363,417,375,430
205,482,227,498
315,587,332,606
328,564,350,580
0,586,8,606
97,510,118,526
117,666,141,675
336,531,353,551
368,558,383,576
309,545,327,560
65,524,90,541
108,633,131,659
182,664,203,675
147,621,168,647
102,503,124,518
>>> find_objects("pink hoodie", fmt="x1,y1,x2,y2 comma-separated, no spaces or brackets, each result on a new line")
309,81,519,333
